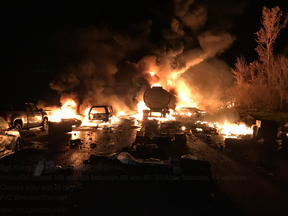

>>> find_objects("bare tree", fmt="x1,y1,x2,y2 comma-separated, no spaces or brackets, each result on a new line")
230,6,288,111
255,6,288,87
231,56,250,84
273,54,288,109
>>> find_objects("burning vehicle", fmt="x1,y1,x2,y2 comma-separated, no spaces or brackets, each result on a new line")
142,86,172,120
43,99,83,134
87,105,114,124
131,87,189,146
41,80,254,141
173,107,205,121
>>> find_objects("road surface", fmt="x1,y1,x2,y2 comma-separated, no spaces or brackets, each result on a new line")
1,121,288,216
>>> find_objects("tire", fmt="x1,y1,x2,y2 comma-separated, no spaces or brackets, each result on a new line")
14,122,22,133
14,138,21,152
41,118,48,131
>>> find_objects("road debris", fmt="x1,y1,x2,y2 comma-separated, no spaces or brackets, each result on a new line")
70,139,81,146
90,143,97,148
181,154,198,160
33,159,45,176
62,164,74,170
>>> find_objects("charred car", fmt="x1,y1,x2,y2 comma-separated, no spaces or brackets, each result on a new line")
173,107,205,119
88,105,114,123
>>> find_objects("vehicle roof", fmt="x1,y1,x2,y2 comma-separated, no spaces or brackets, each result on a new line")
178,107,202,112
90,105,112,108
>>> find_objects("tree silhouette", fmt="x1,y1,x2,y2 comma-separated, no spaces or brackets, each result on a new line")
230,6,288,111
255,6,288,87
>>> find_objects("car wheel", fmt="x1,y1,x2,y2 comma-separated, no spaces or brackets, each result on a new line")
15,138,21,152
15,122,22,132
14,123,22,137
41,119,48,131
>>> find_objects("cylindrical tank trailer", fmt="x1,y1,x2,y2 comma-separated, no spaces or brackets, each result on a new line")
143,86,171,120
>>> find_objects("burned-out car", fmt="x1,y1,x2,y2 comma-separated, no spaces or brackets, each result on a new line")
88,105,114,123
173,107,205,119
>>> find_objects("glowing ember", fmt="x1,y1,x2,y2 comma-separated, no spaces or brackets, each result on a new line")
196,120,208,124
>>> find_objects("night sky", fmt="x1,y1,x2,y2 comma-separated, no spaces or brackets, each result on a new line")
1,0,288,107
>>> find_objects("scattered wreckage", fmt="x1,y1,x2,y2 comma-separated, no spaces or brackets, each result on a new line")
47,105,115,135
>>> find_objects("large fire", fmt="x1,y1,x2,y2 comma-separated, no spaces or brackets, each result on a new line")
208,121,253,139
44,70,253,139
46,99,81,122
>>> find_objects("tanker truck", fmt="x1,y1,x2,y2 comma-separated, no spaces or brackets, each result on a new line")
134,86,188,148
142,86,171,120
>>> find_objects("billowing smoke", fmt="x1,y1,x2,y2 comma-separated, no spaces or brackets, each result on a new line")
47,0,246,114
49,23,153,113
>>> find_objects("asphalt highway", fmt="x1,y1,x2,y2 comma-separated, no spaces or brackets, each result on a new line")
1,120,288,216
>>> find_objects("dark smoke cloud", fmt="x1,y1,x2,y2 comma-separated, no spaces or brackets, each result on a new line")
49,23,152,113
48,0,247,114
173,0,196,18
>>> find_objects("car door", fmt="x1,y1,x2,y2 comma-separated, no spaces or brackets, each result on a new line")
29,104,43,127
0,117,15,158
25,103,35,128
89,106,107,121
107,106,113,118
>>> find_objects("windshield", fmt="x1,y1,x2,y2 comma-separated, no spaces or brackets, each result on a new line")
90,107,106,114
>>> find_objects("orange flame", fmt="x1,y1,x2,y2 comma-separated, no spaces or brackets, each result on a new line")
48,99,80,122
216,121,253,138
